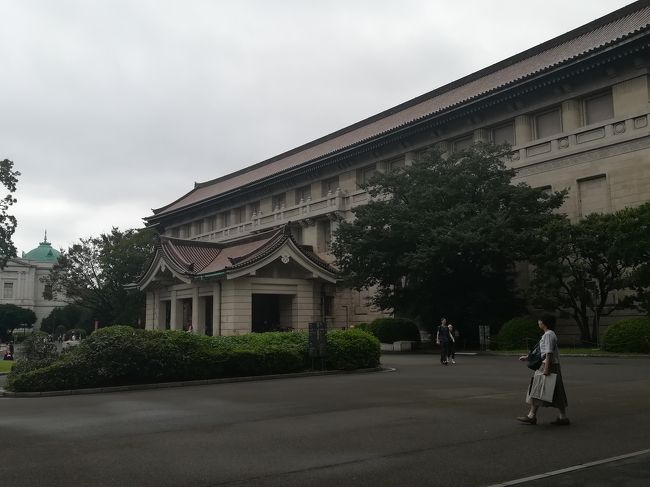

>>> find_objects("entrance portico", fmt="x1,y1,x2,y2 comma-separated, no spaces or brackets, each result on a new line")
135,225,337,335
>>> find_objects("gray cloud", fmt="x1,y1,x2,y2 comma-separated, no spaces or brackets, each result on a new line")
0,0,633,253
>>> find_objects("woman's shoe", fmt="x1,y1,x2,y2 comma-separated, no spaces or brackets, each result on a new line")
516,416,537,425
550,418,570,426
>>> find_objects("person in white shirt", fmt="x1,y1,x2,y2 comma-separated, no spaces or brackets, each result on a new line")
516,314,570,426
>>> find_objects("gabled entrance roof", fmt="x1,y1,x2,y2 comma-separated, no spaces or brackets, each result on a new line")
134,224,338,289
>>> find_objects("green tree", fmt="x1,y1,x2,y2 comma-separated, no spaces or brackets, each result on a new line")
42,227,155,328
0,304,37,341
0,158,20,269
331,143,565,336
40,304,93,335
529,203,650,345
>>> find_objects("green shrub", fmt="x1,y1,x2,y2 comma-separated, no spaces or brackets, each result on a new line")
326,329,380,370
352,323,369,331
20,331,57,361
366,317,420,344
494,317,540,350
602,317,650,353
6,326,381,392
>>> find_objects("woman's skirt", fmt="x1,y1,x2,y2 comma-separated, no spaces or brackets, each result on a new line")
527,363,568,409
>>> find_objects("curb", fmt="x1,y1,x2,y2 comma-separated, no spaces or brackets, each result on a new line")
0,366,386,398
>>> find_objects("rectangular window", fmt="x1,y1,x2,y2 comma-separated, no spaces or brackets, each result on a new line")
317,220,332,253
180,224,191,238
233,206,246,224
220,211,231,228
578,175,609,217
534,108,562,139
295,185,312,205
321,176,339,197
491,122,515,145
3,282,13,299
272,193,286,211
584,91,614,125
206,216,216,232
388,157,406,171
323,295,334,317
453,135,474,152
194,219,204,235
356,164,377,188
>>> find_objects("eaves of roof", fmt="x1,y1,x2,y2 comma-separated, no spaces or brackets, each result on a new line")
147,2,650,224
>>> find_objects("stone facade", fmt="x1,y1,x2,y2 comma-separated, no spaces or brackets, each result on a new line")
139,3,650,339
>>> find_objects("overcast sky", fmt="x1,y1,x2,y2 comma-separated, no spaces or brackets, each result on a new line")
0,0,635,254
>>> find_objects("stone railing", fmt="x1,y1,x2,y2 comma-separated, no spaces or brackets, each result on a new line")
509,110,650,170
195,188,348,242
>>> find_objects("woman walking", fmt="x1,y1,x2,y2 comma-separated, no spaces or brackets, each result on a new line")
517,314,570,425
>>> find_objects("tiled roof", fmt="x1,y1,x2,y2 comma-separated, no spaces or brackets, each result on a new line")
139,225,337,284
152,2,650,218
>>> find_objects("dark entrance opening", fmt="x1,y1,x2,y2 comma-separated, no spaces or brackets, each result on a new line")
252,294,280,332
205,296,214,336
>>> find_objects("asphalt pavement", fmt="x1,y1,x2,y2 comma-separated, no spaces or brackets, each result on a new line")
0,353,648,486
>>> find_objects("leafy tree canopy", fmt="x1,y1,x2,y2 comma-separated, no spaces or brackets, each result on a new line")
528,202,650,344
42,227,155,328
0,158,20,269
331,143,565,335
0,303,36,341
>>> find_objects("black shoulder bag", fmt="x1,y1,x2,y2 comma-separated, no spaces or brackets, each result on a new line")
527,342,543,370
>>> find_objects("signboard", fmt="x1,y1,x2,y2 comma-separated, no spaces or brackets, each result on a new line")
308,322,328,359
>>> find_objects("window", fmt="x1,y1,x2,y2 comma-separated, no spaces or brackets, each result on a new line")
3,282,13,299
272,193,286,210
491,122,515,145
453,135,474,152
194,219,204,235
388,157,406,171
534,108,562,139
171,227,180,238
250,201,260,216
317,220,332,253
220,211,231,228
233,206,246,224
323,295,334,317
44,284,53,301
321,176,339,197
207,216,217,232
295,185,312,205
578,175,609,217
584,91,614,125
180,224,191,238
356,164,377,188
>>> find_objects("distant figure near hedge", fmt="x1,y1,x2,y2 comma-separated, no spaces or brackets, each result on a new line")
436,318,451,366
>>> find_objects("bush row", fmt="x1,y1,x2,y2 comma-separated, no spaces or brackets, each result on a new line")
6,326,380,392
355,317,421,344
494,315,650,353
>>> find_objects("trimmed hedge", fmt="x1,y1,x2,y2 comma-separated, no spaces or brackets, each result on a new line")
494,317,540,350
366,317,421,344
602,317,650,353
326,329,380,370
5,325,380,392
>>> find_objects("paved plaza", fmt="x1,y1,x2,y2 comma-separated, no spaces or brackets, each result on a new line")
1,353,649,486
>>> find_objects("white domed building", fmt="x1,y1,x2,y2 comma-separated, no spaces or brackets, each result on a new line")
0,233,67,328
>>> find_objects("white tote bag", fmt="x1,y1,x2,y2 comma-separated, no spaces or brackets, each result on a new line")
527,370,557,403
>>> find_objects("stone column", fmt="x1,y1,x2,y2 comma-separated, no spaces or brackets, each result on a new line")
212,284,221,336
169,290,179,330
561,99,581,131
156,294,166,330
191,287,203,335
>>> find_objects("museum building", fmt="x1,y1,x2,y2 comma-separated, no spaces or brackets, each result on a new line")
135,2,650,337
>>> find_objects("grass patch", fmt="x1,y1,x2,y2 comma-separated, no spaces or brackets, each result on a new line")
0,360,14,373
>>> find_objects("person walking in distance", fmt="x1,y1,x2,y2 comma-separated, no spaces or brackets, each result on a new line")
448,323,456,364
516,314,570,425
436,318,451,365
